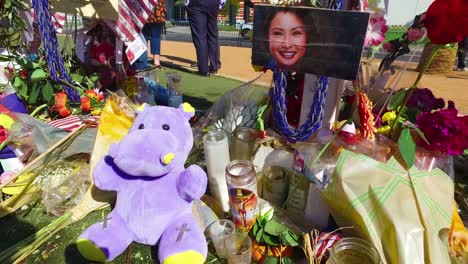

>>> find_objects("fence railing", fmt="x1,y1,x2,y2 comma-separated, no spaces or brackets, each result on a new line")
165,20,253,41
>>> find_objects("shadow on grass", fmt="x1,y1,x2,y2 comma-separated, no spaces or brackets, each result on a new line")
183,95,213,111
65,242,160,264
0,210,37,263
161,55,197,66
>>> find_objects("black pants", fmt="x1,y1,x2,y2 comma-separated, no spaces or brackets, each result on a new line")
187,0,221,74
458,37,467,69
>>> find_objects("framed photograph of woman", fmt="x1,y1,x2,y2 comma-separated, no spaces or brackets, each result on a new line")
252,4,370,80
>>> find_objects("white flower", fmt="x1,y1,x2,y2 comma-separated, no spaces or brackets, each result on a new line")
259,203,274,221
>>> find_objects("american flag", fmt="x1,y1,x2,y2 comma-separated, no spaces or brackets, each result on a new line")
31,10,66,33
106,0,158,43
48,115,100,132
314,232,342,258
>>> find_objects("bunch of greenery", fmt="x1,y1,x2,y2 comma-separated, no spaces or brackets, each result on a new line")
0,0,27,50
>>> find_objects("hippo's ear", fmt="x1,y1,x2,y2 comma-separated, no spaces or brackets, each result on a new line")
135,103,150,115
179,102,195,120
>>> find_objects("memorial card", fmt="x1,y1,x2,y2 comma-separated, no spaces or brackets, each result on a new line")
252,4,370,80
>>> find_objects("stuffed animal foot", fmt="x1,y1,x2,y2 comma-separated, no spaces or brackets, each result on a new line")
76,238,108,262
158,214,207,264
163,251,205,264
77,212,133,262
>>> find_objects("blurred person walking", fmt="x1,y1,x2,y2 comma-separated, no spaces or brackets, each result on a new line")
134,0,167,70
186,0,225,76
456,36,468,71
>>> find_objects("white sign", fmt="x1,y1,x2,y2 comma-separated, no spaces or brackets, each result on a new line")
124,33,147,65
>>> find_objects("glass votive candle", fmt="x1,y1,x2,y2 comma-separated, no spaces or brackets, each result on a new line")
230,127,258,161
327,237,382,264
206,219,236,258
224,232,252,264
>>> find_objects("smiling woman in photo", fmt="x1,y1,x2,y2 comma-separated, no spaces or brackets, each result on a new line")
267,9,308,71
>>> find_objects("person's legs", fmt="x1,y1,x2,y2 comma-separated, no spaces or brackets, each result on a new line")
187,3,210,74
457,37,467,70
206,0,220,72
148,23,163,66
133,24,151,70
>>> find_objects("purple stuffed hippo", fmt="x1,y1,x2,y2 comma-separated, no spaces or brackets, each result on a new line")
77,103,208,264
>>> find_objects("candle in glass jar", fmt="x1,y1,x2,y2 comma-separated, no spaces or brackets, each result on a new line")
230,127,258,161
225,160,258,232
203,130,231,212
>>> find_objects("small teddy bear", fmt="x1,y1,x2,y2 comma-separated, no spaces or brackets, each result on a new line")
77,103,208,264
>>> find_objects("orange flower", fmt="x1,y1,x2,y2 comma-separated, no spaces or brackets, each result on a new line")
58,107,71,117
357,91,376,139
55,92,68,109
85,89,105,101
80,96,92,112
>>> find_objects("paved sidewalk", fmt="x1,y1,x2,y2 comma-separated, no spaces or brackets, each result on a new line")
160,40,468,114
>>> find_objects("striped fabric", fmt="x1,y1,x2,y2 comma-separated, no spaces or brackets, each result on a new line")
314,232,342,258
31,10,66,33
105,0,158,43
48,115,100,132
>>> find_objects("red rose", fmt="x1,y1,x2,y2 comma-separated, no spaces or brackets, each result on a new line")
58,107,71,117
383,42,393,52
55,92,68,109
424,0,468,44
80,97,92,112
19,70,28,80
407,28,425,42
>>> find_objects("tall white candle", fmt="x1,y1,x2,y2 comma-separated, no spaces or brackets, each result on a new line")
203,130,231,212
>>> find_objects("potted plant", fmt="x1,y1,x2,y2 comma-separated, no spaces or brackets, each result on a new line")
250,205,300,264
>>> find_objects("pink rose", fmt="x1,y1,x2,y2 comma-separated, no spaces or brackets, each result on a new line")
407,28,425,42
382,42,393,52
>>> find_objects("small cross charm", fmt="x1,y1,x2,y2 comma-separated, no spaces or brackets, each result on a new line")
176,224,191,242
100,214,112,230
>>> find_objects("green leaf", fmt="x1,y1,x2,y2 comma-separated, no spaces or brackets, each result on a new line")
263,233,280,246
4,0,12,8
264,256,279,264
90,73,100,83
388,89,407,111
280,231,300,247
281,257,295,264
252,222,259,236
42,81,54,102
255,228,264,243
28,83,40,104
13,76,22,88
264,221,287,236
71,73,84,83
30,69,47,83
464,149,468,156
398,128,416,169
17,80,28,98
405,123,430,145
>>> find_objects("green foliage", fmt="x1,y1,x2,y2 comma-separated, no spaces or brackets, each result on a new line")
388,89,407,111
264,256,295,264
398,128,416,169
0,0,27,50
251,211,300,247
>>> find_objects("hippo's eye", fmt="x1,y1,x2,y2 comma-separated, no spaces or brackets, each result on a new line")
138,124,144,129
162,124,170,131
